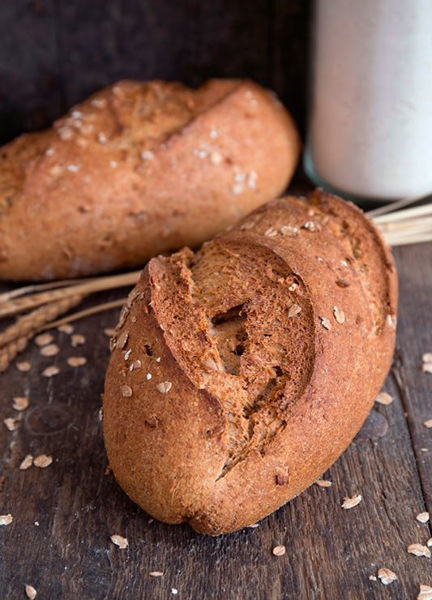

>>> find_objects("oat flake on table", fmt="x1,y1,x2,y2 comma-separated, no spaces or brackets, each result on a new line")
342,494,362,509
377,567,397,585
12,396,29,411
67,356,87,367
19,454,33,470
407,543,431,558
16,361,31,372
0,514,13,526
418,585,432,600
25,584,37,599
35,333,53,347
42,365,59,377
34,454,53,468
416,512,430,523
375,392,393,405
272,545,286,556
315,479,332,488
149,571,164,577
110,534,128,549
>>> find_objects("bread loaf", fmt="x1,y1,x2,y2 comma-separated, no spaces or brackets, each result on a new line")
0,79,299,281
103,190,397,535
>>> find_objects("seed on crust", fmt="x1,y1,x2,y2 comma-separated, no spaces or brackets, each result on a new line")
375,392,393,406
377,568,397,585
288,304,301,318
35,333,54,347
272,545,286,557
110,534,128,549
407,543,431,558
34,454,53,468
320,316,332,330
333,306,346,324
121,385,133,397
67,356,87,367
342,494,362,509
156,381,172,394
117,331,129,350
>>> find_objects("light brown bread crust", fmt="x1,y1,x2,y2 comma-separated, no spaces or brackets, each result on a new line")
0,79,299,280
103,190,397,535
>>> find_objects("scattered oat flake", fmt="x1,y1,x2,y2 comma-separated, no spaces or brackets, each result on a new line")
272,545,286,556
42,365,59,377
19,454,33,470
424,419,432,428
369,575,377,581
375,392,393,406
104,328,115,337
423,353,432,363
0,514,13,526
149,571,164,577
342,494,362,509
171,589,178,595
377,568,397,585
25,584,37,599
316,479,332,488
423,363,432,374
110,534,128,549
333,306,346,324
16,361,31,372
67,356,87,367
35,333,53,347
407,543,431,558
40,343,60,357
288,303,302,318
4,418,18,431
12,396,29,411
34,454,53,468
71,334,86,347
121,385,132,397
320,316,332,330
58,324,74,334
416,512,430,523
157,381,172,394
418,585,432,600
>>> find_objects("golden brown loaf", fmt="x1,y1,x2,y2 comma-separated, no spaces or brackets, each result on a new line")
103,190,397,535
0,79,300,280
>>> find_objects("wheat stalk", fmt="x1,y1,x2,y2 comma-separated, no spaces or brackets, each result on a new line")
0,335,31,372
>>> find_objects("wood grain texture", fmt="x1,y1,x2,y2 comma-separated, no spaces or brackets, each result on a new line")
0,243,431,599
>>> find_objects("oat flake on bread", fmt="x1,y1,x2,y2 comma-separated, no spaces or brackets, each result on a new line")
103,190,397,535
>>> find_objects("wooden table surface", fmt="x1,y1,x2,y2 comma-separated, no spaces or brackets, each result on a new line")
0,237,431,600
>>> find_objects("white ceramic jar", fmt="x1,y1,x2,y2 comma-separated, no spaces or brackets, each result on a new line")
305,0,432,201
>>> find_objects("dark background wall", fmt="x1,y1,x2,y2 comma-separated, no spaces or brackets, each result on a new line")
0,0,311,144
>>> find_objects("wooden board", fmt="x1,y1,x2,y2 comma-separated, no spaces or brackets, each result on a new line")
0,241,431,600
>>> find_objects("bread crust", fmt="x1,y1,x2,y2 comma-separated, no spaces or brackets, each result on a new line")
0,79,299,280
103,190,397,535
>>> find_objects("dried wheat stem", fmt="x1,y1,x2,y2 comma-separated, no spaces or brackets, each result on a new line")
42,298,127,330
0,277,94,304
0,294,84,348
0,271,139,319
0,335,30,372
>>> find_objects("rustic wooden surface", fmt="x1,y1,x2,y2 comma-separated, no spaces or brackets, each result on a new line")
0,240,431,600
1,1,432,598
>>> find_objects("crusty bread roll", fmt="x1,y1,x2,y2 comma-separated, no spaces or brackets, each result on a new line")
0,79,299,281
103,190,397,535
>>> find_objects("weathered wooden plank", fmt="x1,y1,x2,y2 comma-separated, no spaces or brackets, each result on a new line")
392,244,432,514
0,0,64,143
0,242,431,599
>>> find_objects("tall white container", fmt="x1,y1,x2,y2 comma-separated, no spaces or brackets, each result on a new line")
305,0,432,201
